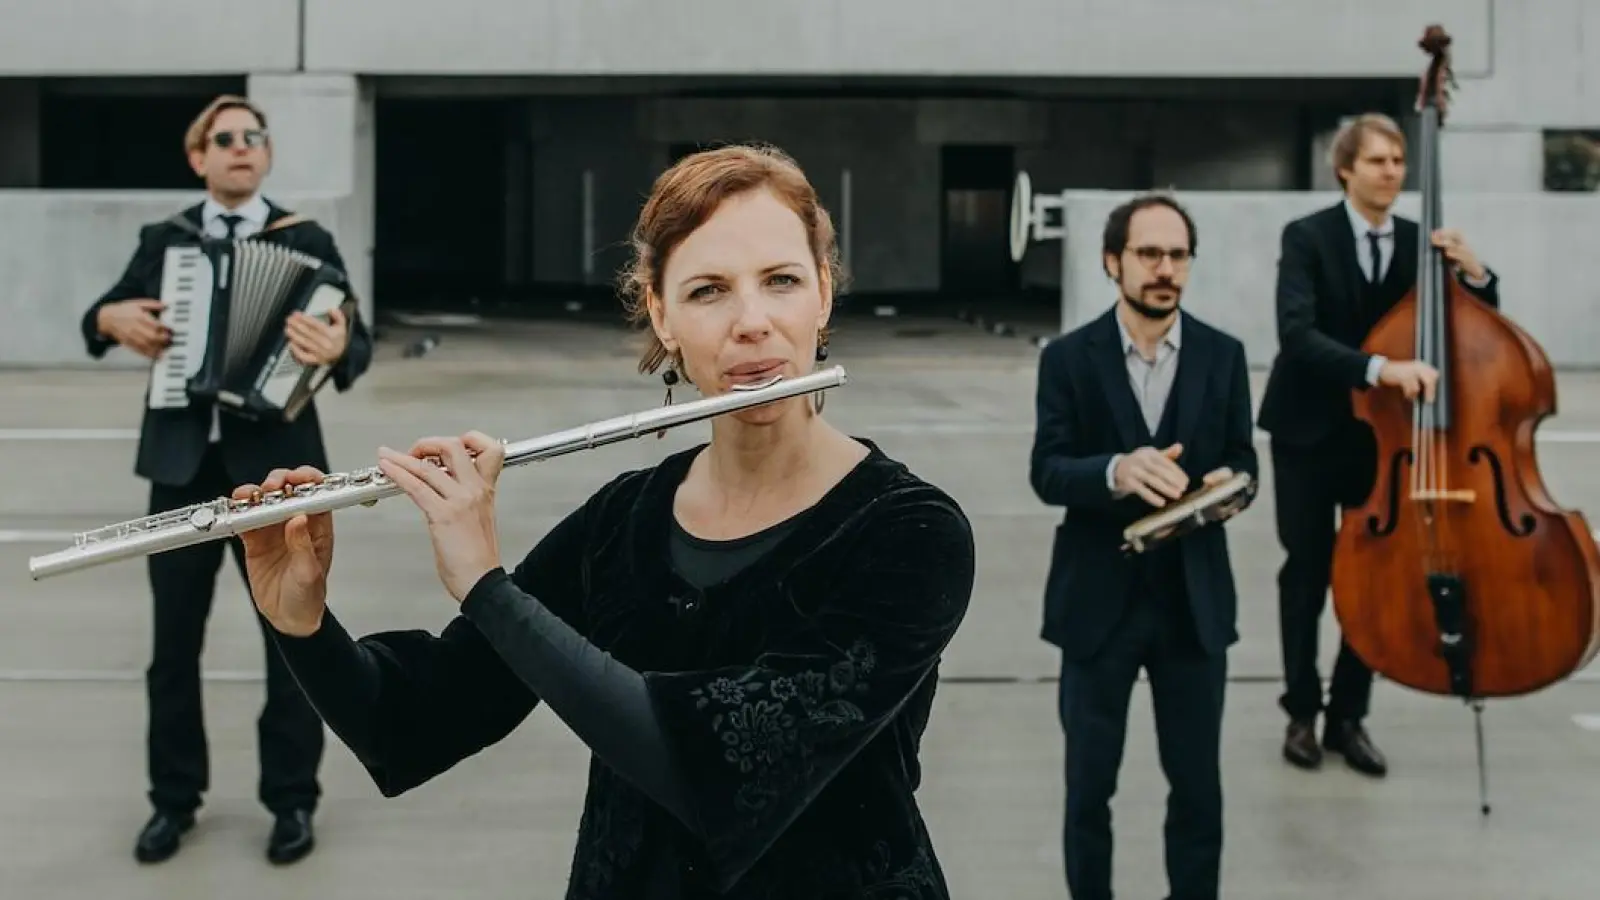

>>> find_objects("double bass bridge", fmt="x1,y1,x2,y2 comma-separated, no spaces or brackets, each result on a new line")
1409,488,1477,504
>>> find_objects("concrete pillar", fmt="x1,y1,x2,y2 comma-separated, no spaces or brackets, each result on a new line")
1438,0,1600,192
246,73,376,325
247,73,361,195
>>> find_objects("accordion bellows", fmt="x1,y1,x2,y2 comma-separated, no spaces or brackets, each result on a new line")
150,237,355,423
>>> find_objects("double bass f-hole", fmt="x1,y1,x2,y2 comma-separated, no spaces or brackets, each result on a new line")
1365,449,1412,537
1366,445,1536,539
1465,445,1538,537
1331,23,1600,819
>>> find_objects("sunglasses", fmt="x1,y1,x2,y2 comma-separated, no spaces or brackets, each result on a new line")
209,129,268,150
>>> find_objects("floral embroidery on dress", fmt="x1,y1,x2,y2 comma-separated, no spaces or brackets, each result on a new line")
706,677,746,705
720,700,796,773
685,637,880,817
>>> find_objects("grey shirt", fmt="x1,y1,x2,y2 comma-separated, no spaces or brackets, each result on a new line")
1105,312,1182,494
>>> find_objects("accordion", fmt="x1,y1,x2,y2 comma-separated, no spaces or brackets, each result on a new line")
148,235,355,423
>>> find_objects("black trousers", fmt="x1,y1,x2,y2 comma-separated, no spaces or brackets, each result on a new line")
144,444,324,816
1059,590,1226,900
1269,436,1375,723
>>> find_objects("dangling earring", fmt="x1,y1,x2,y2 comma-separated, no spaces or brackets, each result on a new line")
657,357,680,438
813,336,829,413
661,361,679,406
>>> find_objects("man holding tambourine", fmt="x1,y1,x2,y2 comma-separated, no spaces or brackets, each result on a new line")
1029,192,1257,900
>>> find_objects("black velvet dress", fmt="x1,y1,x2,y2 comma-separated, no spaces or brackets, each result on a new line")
271,438,976,898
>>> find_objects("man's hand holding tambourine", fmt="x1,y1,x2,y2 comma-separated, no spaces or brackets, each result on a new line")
1113,443,1188,507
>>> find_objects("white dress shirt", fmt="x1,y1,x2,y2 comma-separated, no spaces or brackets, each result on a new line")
201,193,269,239
1346,198,1395,285
1346,200,1396,387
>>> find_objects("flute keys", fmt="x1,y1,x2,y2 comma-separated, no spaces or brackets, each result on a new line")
189,506,217,531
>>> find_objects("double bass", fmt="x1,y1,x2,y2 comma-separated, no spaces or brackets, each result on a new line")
1331,25,1600,814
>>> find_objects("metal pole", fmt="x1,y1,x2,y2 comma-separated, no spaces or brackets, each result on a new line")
840,168,853,270
582,169,595,284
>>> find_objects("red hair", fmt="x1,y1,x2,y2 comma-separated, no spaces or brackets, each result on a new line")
618,143,844,374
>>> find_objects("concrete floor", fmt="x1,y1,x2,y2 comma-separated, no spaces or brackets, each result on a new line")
3,314,1599,899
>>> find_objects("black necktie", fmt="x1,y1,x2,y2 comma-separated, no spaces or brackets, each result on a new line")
1366,231,1384,284
220,214,244,239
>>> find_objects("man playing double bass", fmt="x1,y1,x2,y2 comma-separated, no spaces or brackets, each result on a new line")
1257,112,1498,777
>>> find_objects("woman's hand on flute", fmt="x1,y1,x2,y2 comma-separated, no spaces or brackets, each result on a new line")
377,431,506,604
235,466,335,637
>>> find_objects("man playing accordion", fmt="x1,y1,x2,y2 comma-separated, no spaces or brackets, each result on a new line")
79,94,372,867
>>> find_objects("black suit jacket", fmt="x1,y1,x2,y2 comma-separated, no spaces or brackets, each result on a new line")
1029,307,1259,662
1257,202,1500,446
81,200,374,488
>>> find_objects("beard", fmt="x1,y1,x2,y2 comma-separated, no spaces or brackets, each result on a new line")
1123,281,1181,320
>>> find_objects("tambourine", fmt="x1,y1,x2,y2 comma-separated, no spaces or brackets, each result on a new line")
1120,472,1256,555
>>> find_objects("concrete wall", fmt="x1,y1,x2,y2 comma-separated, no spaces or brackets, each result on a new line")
1,0,1598,366
0,191,369,368
1044,190,1600,368
0,0,301,74
300,0,1491,77
11,187,1599,370
0,0,1582,202
0,0,1491,77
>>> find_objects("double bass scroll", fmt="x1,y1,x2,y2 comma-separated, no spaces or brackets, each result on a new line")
1329,24,1600,813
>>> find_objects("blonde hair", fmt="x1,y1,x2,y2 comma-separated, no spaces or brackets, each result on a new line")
183,94,269,154
617,143,845,375
1329,113,1405,187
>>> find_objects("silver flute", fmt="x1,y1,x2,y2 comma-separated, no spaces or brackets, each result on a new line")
28,365,848,581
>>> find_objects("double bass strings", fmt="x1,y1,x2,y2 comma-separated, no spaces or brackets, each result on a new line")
1409,99,1452,574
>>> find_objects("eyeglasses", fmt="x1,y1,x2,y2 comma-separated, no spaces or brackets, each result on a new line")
1128,245,1192,267
209,129,268,150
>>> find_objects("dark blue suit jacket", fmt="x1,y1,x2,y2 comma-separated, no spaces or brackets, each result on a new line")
1029,307,1258,662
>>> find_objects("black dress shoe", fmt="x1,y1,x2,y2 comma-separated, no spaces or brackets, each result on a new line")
134,809,194,863
1323,719,1388,777
1282,718,1322,769
266,809,315,865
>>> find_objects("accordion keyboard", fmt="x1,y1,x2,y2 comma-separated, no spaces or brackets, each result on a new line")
148,246,214,410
